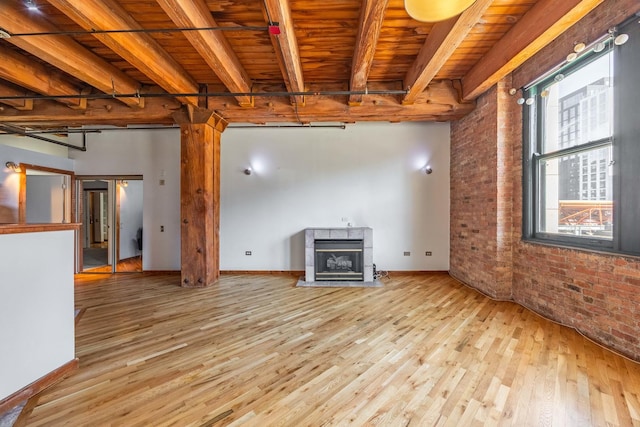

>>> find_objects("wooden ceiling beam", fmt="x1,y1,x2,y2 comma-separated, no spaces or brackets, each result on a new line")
0,82,33,111
0,96,182,127
402,0,493,105
0,46,85,109
461,0,606,101
156,0,253,108
0,0,142,108
46,0,199,107
0,81,475,125
349,0,389,106
263,0,306,107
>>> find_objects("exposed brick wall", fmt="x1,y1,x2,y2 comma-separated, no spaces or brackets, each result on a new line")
451,0,640,361
450,81,513,300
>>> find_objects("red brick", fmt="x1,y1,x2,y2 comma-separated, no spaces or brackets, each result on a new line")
450,0,640,361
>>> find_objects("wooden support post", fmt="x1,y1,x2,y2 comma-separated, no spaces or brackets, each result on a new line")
175,107,227,287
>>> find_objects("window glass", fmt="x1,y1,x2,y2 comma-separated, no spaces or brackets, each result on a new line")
534,52,614,240
537,145,612,239
525,16,640,255
540,53,613,154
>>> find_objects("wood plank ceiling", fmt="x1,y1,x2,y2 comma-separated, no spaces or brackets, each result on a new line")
0,0,605,128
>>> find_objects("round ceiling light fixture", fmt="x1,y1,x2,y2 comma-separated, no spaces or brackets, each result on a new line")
405,0,477,22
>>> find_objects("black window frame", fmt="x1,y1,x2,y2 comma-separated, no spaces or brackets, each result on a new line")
523,16,640,256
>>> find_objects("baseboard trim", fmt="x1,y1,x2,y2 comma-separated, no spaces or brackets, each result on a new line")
142,270,180,274
221,270,304,276
385,270,449,276
0,358,79,414
219,271,448,276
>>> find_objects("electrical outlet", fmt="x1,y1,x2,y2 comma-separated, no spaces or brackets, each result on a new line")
245,251,252,256
425,251,432,256
160,225,164,232
403,251,411,256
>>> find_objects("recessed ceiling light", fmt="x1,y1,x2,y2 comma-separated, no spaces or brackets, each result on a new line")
566,52,578,62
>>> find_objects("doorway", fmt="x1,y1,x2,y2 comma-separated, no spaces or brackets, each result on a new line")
77,177,143,273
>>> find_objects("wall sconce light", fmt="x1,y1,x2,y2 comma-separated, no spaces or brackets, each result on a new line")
573,42,586,53
119,180,128,187
244,167,252,176
614,33,629,46
425,166,433,175
5,161,22,173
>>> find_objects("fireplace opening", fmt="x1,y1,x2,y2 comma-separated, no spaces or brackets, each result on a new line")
314,239,364,281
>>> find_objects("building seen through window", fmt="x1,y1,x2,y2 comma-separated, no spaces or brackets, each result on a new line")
537,53,613,239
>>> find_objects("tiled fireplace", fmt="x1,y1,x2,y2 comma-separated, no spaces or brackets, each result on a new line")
304,227,373,284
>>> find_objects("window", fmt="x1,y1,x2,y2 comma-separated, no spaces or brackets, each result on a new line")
523,17,640,255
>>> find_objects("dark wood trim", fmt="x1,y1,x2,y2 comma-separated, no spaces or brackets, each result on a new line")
17,168,26,223
76,180,84,272
17,163,76,226
137,270,181,273
12,391,40,427
0,223,80,235
19,164,75,177
115,181,121,265
221,270,304,276
219,271,448,277
76,175,143,180
386,270,450,275
0,358,78,414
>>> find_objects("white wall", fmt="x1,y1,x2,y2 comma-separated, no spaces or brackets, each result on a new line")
68,122,450,272
0,229,75,401
70,130,180,271
0,134,69,158
0,142,74,223
26,175,66,223
221,122,450,271
119,180,143,259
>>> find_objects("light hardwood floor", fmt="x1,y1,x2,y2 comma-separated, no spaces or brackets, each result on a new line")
19,272,640,426
83,255,143,273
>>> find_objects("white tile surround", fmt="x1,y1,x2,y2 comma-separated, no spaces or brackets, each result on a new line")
304,227,374,284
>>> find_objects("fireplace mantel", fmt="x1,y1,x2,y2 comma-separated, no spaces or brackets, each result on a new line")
304,227,374,284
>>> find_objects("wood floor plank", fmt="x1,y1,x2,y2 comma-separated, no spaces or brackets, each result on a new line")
19,272,640,426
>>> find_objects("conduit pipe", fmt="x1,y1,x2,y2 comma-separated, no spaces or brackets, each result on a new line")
0,123,87,151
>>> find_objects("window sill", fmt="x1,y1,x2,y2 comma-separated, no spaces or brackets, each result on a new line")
521,237,640,261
